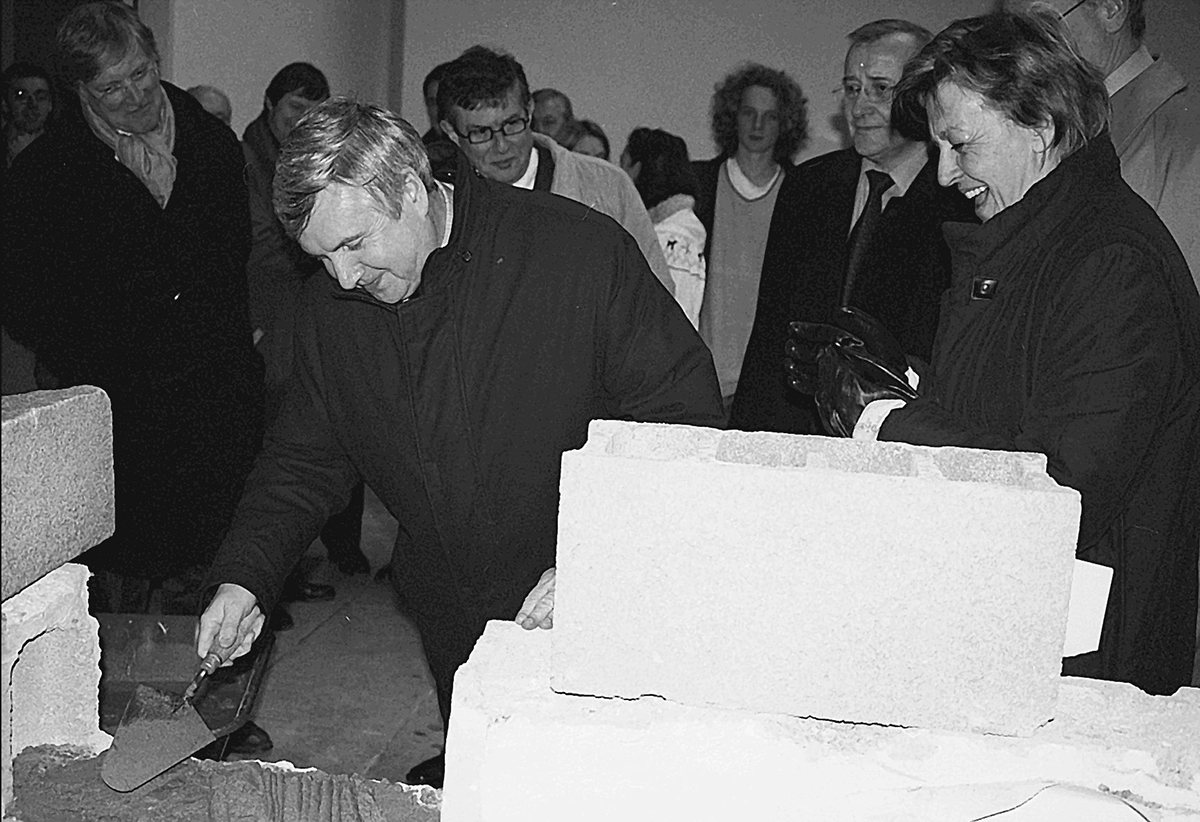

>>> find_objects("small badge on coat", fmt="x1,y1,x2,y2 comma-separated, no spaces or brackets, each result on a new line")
971,277,998,300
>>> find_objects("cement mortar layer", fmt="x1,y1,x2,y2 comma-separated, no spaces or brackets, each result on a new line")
7,746,443,822
2,564,110,815
2,387,115,601
443,622,1200,822
552,421,1081,736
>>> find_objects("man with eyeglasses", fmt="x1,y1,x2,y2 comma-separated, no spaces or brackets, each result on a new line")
730,19,976,436
5,3,264,634
436,46,672,297
1008,0,1198,295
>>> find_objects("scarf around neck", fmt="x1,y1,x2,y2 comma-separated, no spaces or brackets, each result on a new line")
83,91,177,208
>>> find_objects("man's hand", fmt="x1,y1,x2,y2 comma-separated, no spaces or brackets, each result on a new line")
515,567,555,630
197,583,265,665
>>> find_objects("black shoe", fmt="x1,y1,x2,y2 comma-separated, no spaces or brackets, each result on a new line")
404,753,445,788
330,546,371,576
271,606,294,632
282,579,336,602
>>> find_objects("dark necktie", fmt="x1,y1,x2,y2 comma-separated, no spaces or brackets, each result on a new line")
842,169,894,307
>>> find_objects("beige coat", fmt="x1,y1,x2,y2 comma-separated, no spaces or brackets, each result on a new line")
1111,56,1200,292
534,133,673,295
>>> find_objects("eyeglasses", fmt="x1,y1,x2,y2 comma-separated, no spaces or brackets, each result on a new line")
451,115,530,145
836,80,896,104
1060,0,1088,17
85,62,158,106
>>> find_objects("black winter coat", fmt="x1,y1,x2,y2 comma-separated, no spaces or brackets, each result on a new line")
881,136,1200,695
206,162,723,691
4,83,263,578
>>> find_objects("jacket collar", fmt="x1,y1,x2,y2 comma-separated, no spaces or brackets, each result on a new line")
942,133,1121,271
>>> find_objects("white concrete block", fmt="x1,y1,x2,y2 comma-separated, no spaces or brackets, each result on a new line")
442,621,1200,822
552,422,1081,735
1,563,111,813
2,387,115,600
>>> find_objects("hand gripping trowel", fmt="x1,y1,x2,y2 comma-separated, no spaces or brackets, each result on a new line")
101,640,235,791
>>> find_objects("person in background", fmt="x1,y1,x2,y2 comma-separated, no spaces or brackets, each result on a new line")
1009,0,1198,293
558,117,611,160
794,9,1199,696
731,19,974,436
187,84,231,127
420,61,456,174
531,87,573,142
3,61,54,168
3,0,269,750
621,126,706,328
197,98,721,788
693,63,807,423
438,46,672,295
242,62,371,608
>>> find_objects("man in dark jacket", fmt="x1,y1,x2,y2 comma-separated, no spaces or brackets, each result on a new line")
731,19,976,435
198,99,723,786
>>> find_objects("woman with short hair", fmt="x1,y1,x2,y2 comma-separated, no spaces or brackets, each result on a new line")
808,9,1200,694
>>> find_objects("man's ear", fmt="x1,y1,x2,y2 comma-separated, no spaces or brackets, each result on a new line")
1096,0,1129,34
440,116,460,146
264,93,273,114
403,171,430,217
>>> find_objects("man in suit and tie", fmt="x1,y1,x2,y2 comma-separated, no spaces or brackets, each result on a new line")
730,18,976,435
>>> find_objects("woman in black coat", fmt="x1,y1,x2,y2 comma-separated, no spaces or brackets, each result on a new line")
797,10,1199,694
4,3,263,611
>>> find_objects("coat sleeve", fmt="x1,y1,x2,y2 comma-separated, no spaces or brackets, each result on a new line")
595,229,724,426
203,302,359,614
879,242,1192,550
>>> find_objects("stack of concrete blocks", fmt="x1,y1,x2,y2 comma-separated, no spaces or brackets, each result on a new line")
2,387,116,814
441,421,1200,820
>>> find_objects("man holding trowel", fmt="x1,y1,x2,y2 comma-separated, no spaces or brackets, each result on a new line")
196,98,722,787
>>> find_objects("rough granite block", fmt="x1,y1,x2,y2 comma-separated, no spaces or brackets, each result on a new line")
442,621,1200,822
551,421,1081,736
2,563,111,813
2,387,115,601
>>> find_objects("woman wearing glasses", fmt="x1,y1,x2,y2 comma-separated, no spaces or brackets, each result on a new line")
4,3,263,623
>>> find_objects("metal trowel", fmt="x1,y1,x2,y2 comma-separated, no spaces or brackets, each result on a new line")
101,646,228,791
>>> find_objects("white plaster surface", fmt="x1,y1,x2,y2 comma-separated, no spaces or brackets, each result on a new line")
442,621,1200,822
551,422,1081,736
2,387,115,600
1,563,111,814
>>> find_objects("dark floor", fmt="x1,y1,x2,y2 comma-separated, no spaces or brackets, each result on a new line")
219,487,443,782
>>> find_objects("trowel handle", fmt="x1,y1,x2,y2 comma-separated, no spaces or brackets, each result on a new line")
181,650,224,704
198,650,223,678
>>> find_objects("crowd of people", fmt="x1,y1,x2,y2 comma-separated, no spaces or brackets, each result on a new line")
2,0,1196,791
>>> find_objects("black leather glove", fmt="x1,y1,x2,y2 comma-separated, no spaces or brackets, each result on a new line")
784,307,918,437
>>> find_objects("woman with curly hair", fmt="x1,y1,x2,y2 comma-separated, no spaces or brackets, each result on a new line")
693,63,807,420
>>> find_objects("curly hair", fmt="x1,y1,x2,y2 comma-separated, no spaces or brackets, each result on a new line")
894,9,1108,159
709,63,807,164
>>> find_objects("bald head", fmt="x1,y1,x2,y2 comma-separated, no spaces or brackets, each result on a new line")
188,84,232,126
